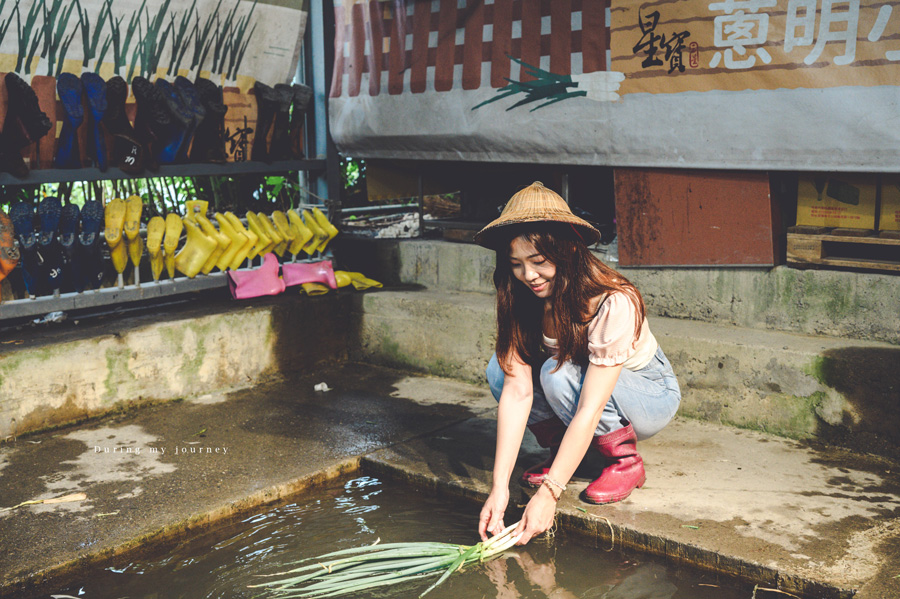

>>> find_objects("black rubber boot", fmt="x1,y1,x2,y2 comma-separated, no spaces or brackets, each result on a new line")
251,81,278,163
269,84,295,161
104,76,144,174
191,78,228,163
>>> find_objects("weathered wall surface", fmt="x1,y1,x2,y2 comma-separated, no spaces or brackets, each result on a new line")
336,239,900,345
337,239,900,457
0,296,358,439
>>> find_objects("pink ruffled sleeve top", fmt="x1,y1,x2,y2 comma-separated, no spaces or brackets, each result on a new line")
542,291,658,371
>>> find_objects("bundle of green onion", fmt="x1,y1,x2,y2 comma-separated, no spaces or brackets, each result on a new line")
249,521,523,598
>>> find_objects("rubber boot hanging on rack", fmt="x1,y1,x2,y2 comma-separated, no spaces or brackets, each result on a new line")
163,213,183,280
57,203,80,293
191,78,228,163
146,216,166,282
8,202,41,297
105,198,128,288
37,197,65,297
223,212,257,270
251,81,278,163
104,76,143,174
75,199,105,292
0,209,20,290
81,73,109,171
0,74,52,178
55,74,85,169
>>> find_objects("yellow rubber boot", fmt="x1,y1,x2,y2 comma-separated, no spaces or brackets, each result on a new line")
104,197,126,248
147,216,166,282
195,214,231,274
128,234,144,285
124,195,143,242
287,209,314,257
311,207,339,252
164,213,183,279
300,282,331,296
335,270,383,291
110,240,128,284
174,219,217,278
224,212,257,269
258,213,286,257
214,213,246,271
184,199,209,220
105,198,127,287
246,212,273,259
334,270,353,288
271,211,296,258
302,209,330,254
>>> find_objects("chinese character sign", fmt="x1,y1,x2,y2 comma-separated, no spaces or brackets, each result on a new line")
612,0,900,94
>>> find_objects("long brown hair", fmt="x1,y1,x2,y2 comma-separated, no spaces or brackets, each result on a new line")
493,227,646,374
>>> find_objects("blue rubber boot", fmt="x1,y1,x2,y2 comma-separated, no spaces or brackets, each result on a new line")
81,73,109,171
38,196,64,293
55,73,85,169
154,78,193,164
8,201,41,296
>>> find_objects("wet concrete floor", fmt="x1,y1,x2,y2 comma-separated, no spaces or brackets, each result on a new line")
0,363,898,598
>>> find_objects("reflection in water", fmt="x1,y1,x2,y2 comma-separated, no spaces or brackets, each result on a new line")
30,476,745,599
484,551,676,599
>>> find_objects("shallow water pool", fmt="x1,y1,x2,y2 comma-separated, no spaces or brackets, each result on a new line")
36,476,752,599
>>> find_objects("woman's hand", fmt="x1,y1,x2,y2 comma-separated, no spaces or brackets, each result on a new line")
514,484,558,545
478,486,510,541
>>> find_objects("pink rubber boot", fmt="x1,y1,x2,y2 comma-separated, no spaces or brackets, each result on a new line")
521,416,567,487
227,252,286,299
282,259,337,289
582,423,646,504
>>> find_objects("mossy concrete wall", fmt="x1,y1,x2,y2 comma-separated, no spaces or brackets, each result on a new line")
335,238,900,345
355,289,900,457
338,239,900,457
0,295,359,439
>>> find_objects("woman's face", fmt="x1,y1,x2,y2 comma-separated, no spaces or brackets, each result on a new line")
508,236,556,300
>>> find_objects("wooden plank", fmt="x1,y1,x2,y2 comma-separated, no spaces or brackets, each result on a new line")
786,235,825,264
818,257,900,272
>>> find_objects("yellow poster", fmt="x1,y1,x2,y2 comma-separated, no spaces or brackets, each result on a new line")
612,1,900,95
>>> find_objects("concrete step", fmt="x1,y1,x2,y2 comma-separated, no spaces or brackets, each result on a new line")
355,289,900,458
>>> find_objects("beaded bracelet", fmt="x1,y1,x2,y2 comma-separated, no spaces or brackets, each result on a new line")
543,475,567,494
541,479,561,502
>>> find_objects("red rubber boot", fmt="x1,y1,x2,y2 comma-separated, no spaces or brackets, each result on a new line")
583,423,646,504
521,416,567,487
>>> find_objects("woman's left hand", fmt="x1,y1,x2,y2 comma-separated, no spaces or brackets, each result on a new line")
514,484,558,545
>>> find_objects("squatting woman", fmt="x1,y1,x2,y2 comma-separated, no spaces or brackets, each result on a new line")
475,182,681,546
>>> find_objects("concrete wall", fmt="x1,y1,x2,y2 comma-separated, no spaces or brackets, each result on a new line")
0,295,360,439
336,238,900,345
338,239,900,457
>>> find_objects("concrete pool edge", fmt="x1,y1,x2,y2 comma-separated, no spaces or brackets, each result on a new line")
0,458,362,598
0,449,861,599
358,457,856,599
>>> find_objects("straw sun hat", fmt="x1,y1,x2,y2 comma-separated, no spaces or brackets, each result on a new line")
473,181,601,248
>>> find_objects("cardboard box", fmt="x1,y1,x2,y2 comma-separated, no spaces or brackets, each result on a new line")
796,174,877,229
879,176,900,232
